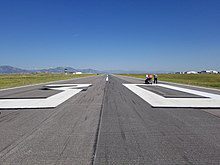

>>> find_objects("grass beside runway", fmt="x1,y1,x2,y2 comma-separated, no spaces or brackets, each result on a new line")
0,73,96,89
119,74,220,89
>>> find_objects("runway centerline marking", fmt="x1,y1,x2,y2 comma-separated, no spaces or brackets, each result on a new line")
123,84,220,108
0,84,91,109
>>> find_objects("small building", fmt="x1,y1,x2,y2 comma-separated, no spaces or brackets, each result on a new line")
200,70,218,74
175,72,184,74
73,72,82,75
185,71,198,74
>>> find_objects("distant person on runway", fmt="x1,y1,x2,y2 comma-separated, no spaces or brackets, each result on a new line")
145,74,153,84
146,74,149,79
154,74,158,84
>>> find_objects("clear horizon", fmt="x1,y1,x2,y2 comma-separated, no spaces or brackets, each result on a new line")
1,65,220,73
0,0,220,71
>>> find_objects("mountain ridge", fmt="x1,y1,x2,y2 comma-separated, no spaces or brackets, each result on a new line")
0,65,101,74
0,65,170,74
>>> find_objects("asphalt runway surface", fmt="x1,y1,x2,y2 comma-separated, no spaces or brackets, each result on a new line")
0,75,220,164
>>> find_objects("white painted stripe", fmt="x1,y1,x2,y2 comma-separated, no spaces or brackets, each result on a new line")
159,80,220,92
158,84,220,99
123,84,220,108
0,84,91,109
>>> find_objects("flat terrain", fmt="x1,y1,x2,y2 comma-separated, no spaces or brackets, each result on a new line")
0,73,95,89
120,74,220,89
0,75,220,164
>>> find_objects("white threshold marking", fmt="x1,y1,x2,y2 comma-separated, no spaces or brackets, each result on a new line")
123,84,220,108
0,84,91,109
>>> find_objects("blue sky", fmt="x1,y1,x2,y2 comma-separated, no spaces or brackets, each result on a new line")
0,0,220,71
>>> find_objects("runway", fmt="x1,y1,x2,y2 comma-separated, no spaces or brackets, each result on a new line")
0,75,220,164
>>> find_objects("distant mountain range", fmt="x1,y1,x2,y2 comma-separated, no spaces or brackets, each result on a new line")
0,65,101,74
0,66,30,74
0,65,169,74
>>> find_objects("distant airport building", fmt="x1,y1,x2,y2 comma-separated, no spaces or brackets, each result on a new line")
175,72,184,74
73,72,82,75
185,71,198,74
64,68,68,75
175,70,219,74
200,70,218,74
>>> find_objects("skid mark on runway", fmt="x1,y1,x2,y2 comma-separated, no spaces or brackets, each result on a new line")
0,107,61,159
0,75,106,164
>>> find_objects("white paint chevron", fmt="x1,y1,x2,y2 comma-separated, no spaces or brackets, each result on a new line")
123,84,220,108
0,84,91,109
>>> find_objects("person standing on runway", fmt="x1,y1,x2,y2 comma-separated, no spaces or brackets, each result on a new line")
154,74,158,84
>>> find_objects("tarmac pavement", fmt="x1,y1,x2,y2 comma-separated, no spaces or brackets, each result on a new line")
0,74,220,164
